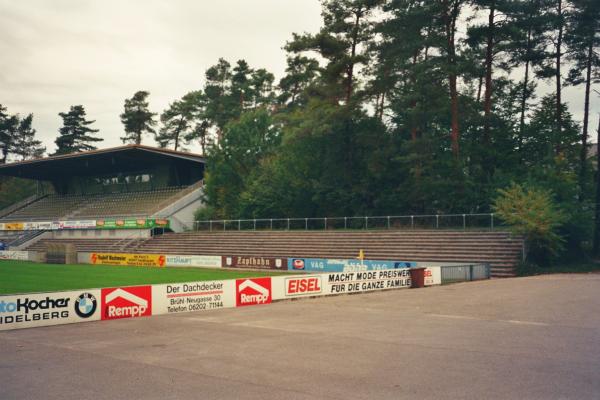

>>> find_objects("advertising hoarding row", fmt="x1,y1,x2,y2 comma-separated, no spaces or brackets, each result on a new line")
0,218,169,231
0,267,442,331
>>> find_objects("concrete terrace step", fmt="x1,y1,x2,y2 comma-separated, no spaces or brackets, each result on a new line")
26,230,523,277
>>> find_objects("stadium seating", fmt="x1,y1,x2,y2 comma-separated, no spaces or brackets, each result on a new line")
27,238,146,253
24,230,523,276
129,230,523,277
0,187,186,221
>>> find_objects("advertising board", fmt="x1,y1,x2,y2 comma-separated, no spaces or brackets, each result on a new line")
5,222,24,231
90,253,166,267
152,280,235,315
95,218,170,230
59,220,97,229
101,286,152,320
166,255,222,269
222,256,287,270
0,251,30,261
0,289,101,331
272,269,413,300
236,278,272,306
287,258,416,273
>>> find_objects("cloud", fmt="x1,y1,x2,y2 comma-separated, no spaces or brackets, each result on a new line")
0,0,322,153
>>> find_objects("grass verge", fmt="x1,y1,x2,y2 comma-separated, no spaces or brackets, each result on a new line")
0,260,288,295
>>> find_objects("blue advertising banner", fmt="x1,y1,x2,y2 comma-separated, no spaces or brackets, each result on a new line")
288,258,416,273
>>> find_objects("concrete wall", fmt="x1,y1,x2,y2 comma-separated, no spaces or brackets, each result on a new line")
153,186,204,232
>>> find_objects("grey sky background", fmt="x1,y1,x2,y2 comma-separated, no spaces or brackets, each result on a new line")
0,0,597,156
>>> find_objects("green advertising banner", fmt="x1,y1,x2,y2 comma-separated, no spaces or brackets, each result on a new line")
95,218,170,230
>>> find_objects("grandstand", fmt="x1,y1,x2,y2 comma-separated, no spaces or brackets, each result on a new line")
0,145,205,239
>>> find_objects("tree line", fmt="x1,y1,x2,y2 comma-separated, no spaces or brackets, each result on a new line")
0,0,598,259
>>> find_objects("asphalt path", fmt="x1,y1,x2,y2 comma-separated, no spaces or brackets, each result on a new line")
1,274,599,400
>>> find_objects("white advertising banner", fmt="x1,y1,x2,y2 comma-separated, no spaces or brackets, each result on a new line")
165,255,222,269
272,268,412,300
59,220,97,229
424,267,441,286
151,280,236,315
0,289,101,331
0,251,30,261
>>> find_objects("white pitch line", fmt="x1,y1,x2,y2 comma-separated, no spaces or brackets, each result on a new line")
427,313,550,326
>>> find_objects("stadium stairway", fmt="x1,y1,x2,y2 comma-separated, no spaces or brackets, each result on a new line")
127,230,523,277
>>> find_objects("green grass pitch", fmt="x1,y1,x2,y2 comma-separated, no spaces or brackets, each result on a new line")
0,260,288,295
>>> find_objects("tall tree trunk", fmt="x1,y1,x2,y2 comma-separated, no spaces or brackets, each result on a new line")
477,74,483,103
448,1,460,158
483,0,496,177
519,5,536,154
555,0,563,139
346,7,363,104
593,114,600,255
579,41,594,197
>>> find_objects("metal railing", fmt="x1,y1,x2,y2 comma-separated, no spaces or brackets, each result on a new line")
193,213,500,232
440,263,491,283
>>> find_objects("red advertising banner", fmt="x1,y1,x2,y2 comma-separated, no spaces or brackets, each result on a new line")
101,286,152,320
236,278,272,307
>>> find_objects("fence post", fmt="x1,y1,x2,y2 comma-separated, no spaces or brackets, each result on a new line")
223,220,226,231
436,215,439,229
463,214,466,230
324,217,327,230
387,216,390,229
491,213,494,231
344,217,347,229
411,215,414,229
469,264,474,281
238,220,241,230
209,221,212,232
305,218,308,230
253,219,256,231
287,218,290,230
270,219,273,230
365,216,368,230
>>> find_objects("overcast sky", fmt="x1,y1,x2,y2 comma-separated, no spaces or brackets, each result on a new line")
0,0,597,156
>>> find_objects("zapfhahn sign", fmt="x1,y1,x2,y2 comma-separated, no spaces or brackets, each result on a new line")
222,256,287,270
90,253,166,267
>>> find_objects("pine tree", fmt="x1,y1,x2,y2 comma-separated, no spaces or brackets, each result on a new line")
54,105,102,155
156,91,203,151
565,0,600,195
12,114,45,160
0,104,17,163
120,91,157,145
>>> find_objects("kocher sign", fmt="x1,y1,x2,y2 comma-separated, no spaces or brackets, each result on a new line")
222,256,287,270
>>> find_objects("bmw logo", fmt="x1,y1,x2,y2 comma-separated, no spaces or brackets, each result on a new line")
75,293,97,318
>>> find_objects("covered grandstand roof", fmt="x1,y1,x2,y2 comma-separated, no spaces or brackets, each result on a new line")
0,145,205,180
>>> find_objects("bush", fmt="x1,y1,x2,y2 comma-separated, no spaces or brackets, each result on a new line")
493,183,567,264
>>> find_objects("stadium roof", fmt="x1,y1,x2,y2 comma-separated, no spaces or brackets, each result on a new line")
0,145,206,180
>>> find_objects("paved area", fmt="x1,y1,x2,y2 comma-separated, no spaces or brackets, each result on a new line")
1,274,599,400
